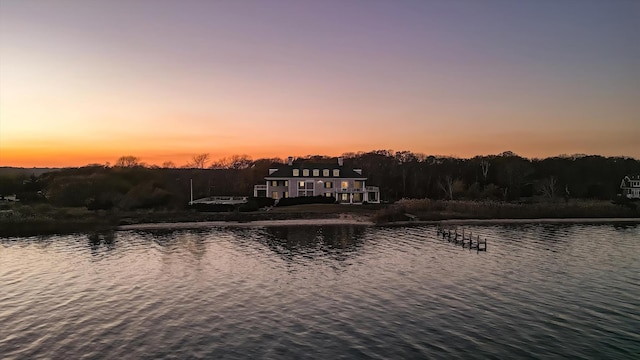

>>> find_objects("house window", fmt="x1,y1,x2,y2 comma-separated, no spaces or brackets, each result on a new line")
324,181,333,189
325,192,332,197
341,193,348,201
271,180,277,187
341,181,349,189
333,169,340,177
313,169,319,177
284,180,288,186
284,191,289,198
272,192,279,199
323,169,329,177
303,169,309,176
298,181,314,197
293,169,299,176
353,193,362,202
354,180,362,189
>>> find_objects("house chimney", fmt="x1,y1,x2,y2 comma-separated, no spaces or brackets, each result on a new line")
337,157,343,166
288,156,294,166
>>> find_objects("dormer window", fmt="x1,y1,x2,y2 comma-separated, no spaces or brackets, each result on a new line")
303,169,309,177
323,169,329,177
313,169,319,177
333,169,340,177
293,169,299,176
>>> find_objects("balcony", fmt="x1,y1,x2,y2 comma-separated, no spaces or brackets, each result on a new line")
337,187,365,193
254,185,267,190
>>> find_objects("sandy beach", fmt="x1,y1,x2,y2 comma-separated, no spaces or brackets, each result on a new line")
118,218,374,230
117,217,640,230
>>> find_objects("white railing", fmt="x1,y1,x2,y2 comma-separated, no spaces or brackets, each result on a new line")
336,188,366,193
191,196,248,205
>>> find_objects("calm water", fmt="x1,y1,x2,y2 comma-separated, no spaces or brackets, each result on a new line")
1,224,639,359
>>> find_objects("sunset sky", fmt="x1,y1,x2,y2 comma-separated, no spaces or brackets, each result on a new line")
1,0,639,167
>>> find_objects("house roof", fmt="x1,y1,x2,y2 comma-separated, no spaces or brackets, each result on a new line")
621,175,640,188
265,162,366,179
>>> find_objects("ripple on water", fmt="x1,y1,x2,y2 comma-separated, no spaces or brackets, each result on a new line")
1,224,639,359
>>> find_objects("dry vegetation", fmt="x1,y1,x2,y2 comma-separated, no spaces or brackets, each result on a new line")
372,198,639,224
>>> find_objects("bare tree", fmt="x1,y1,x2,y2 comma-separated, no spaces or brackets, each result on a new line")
480,160,490,183
115,156,141,167
395,150,417,196
162,161,176,169
229,154,253,169
209,154,253,169
541,176,557,198
190,153,210,169
438,176,454,200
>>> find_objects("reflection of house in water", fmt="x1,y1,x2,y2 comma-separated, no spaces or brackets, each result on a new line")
138,229,209,261
87,231,116,254
262,225,368,262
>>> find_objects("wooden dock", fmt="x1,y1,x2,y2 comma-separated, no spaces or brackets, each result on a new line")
437,224,487,252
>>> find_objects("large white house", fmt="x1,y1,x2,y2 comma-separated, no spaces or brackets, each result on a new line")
620,175,640,199
253,157,380,204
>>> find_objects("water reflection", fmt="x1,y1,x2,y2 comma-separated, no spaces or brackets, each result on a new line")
261,225,367,263
87,231,115,247
134,229,209,261
1,224,639,359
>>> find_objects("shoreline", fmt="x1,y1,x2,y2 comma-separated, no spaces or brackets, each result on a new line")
118,217,640,230
118,218,374,230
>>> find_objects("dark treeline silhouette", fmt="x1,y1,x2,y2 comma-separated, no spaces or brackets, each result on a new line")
1,151,638,211
341,150,640,202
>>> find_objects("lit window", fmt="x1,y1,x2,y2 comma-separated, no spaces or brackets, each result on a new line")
284,180,288,186
341,181,349,189
341,193,348,201
324,181,333,189
323,169,329,176
272,192,279,199
293,169,299,176
299,181,305,189
325,192,332,197
354,181,362,189
333,169,339,177
313,169,319,177
303,169,309,176
284,191,289,198
271,180,277,187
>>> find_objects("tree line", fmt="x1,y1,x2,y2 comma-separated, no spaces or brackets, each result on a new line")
1,151,638,211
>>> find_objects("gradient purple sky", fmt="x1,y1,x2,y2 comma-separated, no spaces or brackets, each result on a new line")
1,0,639,167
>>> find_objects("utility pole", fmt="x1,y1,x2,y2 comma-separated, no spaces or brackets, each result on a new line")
190,179,193,205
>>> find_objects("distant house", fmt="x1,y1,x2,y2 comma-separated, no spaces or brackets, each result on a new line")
0,194,19,202
253,157,380,204
620,175,640,199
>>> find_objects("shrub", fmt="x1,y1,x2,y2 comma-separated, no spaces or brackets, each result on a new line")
276,196,336,207
250,197,275,208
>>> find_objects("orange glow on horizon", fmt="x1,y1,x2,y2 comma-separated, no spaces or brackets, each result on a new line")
2,127,639,168
2,2,638,168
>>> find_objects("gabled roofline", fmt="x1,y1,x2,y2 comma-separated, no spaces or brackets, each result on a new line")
265,176,368,180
